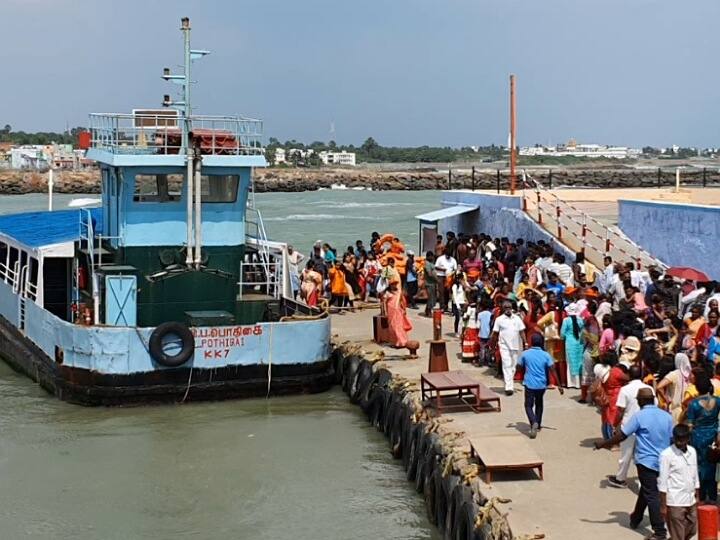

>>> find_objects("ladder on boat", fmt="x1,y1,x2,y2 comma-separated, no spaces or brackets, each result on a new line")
242,176,280,299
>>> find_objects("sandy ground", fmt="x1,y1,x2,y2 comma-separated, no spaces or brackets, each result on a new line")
332,306,658,540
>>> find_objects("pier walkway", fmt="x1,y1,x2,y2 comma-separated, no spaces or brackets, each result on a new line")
333,307,648,539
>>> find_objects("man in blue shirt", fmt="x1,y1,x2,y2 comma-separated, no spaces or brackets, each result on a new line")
517,334,564,439
476,301,493,366
594,388,673,539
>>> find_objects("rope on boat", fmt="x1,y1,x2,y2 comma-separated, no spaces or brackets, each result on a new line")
180,365,194,403
266,323,274,398
279,298,331,322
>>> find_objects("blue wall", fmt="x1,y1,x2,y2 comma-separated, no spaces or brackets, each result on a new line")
436,191,575,261
619,199,716,278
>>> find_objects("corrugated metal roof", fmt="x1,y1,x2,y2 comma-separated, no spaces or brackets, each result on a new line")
415,205,478,223
0,208,103,249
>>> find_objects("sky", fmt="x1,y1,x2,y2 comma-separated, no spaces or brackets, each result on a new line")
1,0,719,148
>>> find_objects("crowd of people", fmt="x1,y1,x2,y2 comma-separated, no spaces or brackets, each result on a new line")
289,229,719,539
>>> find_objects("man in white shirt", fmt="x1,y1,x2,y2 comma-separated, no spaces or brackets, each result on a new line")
434,248,457,312
608,365,654,488
490,301,526,395
658,424,699,540
534,247,554,282
547,253,574,287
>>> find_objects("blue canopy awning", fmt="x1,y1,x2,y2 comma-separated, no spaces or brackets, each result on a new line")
0,208,103,249
415,205,478,223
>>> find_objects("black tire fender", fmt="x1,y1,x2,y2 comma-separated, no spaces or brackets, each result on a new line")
390,403,408,459
341,355,361,394
149,322,194,368
331,349,343,385
405,423,426,481
416,432,441,493
368,387,386,428
446,481,473,540
375,368,393,388
383,393,401,436
425,466,441,525
351,360,373,405
435,473,460,533
454,500,483,540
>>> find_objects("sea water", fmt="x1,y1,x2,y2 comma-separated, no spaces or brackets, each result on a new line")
0,190,442,540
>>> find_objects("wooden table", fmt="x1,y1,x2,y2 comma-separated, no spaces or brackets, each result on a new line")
469,434,544,483
420,370,501,414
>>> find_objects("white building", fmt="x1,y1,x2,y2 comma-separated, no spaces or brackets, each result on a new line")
519,141,641,159
319,150,356,166
10,146,50,169
273,147,286,165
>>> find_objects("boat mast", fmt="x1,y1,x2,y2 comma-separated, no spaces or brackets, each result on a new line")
182,17,194,266
163,17,209,268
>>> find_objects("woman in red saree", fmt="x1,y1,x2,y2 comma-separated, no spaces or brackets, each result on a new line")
382,281,419,357
300,260,323,307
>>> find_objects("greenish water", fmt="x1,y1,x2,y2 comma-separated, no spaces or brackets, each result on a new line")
256,189,440,255
0,190,444,540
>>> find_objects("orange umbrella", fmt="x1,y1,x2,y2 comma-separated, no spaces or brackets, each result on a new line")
665,267,711,282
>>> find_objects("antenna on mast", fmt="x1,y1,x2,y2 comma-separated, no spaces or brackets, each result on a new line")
509,74,517,195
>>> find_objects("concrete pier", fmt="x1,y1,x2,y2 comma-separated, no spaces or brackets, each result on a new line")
332,306,650,539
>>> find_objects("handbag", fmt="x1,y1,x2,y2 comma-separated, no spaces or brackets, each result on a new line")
708,444,720,464
588,378,609,408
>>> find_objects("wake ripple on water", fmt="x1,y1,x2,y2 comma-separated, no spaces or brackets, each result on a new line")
264,213,375,222
307,201,419,208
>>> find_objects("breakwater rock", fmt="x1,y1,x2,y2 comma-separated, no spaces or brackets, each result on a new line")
1,167,719,194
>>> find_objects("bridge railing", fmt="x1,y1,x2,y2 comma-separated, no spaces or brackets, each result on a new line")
521,173,666,270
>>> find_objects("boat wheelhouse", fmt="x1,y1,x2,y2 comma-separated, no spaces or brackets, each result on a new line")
0,18,331,405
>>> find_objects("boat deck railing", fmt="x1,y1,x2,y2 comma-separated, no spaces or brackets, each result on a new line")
89,113,264,156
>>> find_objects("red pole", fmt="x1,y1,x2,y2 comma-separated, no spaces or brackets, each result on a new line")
537,191,542,224
581,217,587,256
509,74,517,195
555,196,562,239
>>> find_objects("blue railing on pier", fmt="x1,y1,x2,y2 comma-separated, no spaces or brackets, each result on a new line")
89,113,264,156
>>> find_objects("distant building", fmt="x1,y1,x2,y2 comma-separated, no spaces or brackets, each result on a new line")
5,143,94,170
520,140,641,159
319,150,356,166
274,147,286,164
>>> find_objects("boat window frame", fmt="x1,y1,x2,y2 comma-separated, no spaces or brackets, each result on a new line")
200,174,239,203
7,245,19,286
0,241,8,283
133,173,184,203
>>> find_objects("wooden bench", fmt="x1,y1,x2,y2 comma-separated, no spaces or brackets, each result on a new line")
469,434,544,483
421,370,501,414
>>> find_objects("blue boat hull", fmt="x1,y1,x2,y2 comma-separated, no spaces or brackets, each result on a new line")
0,313,333,406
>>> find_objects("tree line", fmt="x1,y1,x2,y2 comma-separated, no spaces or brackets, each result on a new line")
265,136,507,164
0,124,85,146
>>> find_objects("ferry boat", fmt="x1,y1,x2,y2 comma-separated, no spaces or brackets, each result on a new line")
0,18,331,405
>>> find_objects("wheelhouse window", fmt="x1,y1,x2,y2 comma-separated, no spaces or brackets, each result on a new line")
200,175,239,203
133,174,184,202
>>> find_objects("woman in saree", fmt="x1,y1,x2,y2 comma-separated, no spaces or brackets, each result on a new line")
561,303,586,389
656,352,692,424
300,260,323,307
686,303,708,343
538,297,565,387
382,279,419,356
685,372,720,503
580,300,601,403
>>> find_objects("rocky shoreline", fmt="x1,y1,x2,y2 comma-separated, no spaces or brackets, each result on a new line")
1,167,719,195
